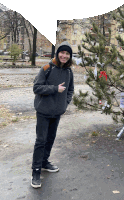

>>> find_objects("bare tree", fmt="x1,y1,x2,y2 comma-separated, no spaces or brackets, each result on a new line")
0,9,33,53
22,17,33,60
32,26,37,66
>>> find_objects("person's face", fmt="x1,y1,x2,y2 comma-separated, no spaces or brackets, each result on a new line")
58,51,70,64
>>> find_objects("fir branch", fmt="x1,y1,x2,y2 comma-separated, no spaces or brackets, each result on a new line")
85,102,101,111
116,35,124,50
117,51,124,62
75,12,124,123
112,95,120,108
118,7,124,19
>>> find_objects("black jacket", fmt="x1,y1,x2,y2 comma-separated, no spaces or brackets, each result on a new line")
33,58,74,118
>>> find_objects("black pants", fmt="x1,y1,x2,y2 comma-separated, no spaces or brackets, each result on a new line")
32,112,60,170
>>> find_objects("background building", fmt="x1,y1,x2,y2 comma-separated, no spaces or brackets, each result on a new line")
56,7,124,57
1,3,124,58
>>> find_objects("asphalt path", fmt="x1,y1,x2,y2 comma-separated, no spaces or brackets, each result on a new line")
1,110,120,200
1,109,123,200
36,58,50,62
0,68,40,75
0,68,124,200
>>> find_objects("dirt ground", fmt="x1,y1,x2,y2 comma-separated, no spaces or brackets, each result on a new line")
0,63,124,200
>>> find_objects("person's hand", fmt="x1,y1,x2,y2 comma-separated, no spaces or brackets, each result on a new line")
58,82,66,93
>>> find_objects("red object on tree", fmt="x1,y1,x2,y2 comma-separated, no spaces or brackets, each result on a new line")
99,71,107,81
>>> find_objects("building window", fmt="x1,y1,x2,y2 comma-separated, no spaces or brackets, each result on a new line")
7,35,10,43
21,26,24,35
82,29,85,34
105,27,109,32
80,40,83,44
105,35,110,46
73,29,77,35
118,27,124,33
72,40,77,46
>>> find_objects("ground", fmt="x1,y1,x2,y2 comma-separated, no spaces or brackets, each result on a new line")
0,61,124,200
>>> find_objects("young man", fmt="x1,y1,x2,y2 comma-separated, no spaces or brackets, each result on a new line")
31,41,74,188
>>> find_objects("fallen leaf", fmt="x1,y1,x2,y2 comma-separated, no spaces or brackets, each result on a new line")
17,112,22,115
80,155,88,158
3,144,9,148
91,141,96,144
112,190,120,194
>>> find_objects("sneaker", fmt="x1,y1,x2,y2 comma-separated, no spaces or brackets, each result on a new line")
42,162,59,172
31,169,42,188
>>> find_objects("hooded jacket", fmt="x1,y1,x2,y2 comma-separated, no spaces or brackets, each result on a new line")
33,57,74,118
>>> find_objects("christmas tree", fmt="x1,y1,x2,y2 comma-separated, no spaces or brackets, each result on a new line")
73,8,124,124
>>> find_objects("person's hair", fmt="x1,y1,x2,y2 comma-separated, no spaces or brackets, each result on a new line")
56,57,73,68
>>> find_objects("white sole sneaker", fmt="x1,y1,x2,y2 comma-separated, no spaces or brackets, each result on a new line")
41,167,59,172
31,177,42,188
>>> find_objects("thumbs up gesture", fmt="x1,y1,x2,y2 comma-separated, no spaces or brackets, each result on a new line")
58,82,66,93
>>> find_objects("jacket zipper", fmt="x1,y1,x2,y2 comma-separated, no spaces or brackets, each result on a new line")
54,68,63,117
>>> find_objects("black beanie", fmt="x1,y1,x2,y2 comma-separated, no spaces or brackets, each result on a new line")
56,41,72,59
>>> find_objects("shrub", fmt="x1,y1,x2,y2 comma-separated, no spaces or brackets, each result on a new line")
9,44,22,65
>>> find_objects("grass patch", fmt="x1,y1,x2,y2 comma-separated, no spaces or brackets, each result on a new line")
0,85,15,89
0,105,35,128
0,105,16,128
20,115,36,120
1,122,7,126
91,131,99,137
11,117,19,122
40,57,50,60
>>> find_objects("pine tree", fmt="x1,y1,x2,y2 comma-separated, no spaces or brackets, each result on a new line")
73,9,124,124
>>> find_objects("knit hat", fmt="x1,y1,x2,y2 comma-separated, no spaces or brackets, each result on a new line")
56,41,72,59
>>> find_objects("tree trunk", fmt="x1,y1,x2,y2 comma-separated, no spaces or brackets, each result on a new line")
103,14,105,36
51,44,55,58
22,18,32,60
14,11,17,43
32,26,37,66
51,20,59,59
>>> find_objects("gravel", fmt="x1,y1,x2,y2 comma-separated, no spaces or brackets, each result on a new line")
0,67,88,116
0,73,85,87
